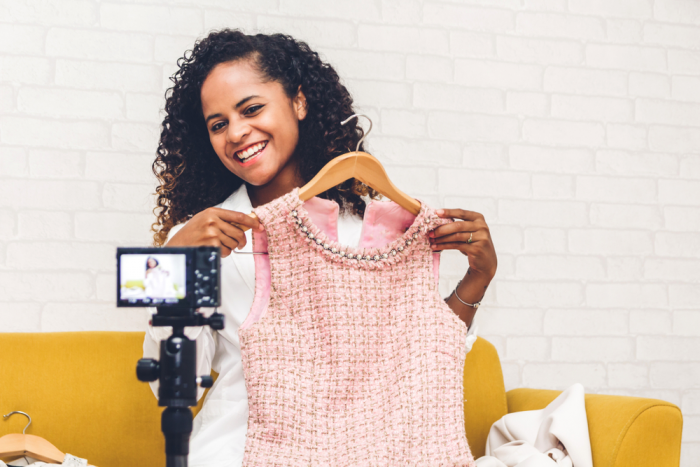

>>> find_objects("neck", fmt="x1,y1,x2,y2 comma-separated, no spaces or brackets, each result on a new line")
247,160,304,208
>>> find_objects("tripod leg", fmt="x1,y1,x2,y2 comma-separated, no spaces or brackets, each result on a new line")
162,407,193,467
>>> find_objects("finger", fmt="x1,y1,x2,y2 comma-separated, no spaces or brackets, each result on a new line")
216,229,240,253
437,208,484,222
430,220,479,239
215,217,248,250
430,231,479,244
430,241,468,251
210,207,262,231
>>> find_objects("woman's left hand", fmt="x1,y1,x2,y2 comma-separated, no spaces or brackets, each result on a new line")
429,208,497,281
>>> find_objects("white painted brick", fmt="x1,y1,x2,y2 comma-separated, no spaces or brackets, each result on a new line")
369,137,462,166
523,228,567,253
46,28,153,62
674,311,700,336
112,122,160,151
204,11,256,35
522,363,606,390
423,3,514,31
544,309,628,335
85,152,157,183
0,209,15,240
644,22,700,48
0,57,51,85
682,443,700,467
18,87,124,119
680,156,700,178
75,212,154,243
659,179,700,206
102,183,155,212
516,12,605,40
586,283,667,308
387,166,436,195
0,147,28,177
455,59,542,90
656,232,700,258
41,303,144,332
0,23,45,55
279,0,381,21
327,50,406,81
0,0,97,26
629,72,670,99
607,257,644,281
169,0,277,12
596,150,677,177
552,337,634,362
28,149,83,179
496,36,583,65
586,44,666,72
673,76,700,103
683,391,700,414
380,0,421,25
631,310,673,335
645,259,700,283
506,337,549,361
7,242,114,271
100,3,203,35
544,67,627,96
499,200,587,227
125,93,164,122
379,109,426,138
476,308,543,336
506,92,548,117
0,180,100,210
153,35,197,66
651,363,700,388
523,0,566,10
665,207,700,231
488,225,524,255
653,0,700,24
0,84,13,112
345,80,412,108
590,203,663,230
497,281,583,307
0,271,93,301
509,145,594,173
606,124,648,151
608,364,649,388
649,126,700,153
668,50,700,75
685,422,700,445
17,211,73,240
413,83,503,113
96,272,116,302
501,362,520,392
257,16,353,49
55,59,161,92
670,284,700,309
405,55,452,82
462,144,509,169
551,95,632,123
0,117,110,150
569,229,653,255
639,336,700,361
522,119,605,147
449,31,493,58
569,0,653,19
438,168,530,197
516,255,604,280
442,196,498,221
446,0,521,9
637,99,700,127
0,303,41,332
358,25,448,55
428,112,520,143
605,19,643,44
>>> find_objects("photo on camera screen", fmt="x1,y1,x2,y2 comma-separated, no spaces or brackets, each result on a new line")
119,254,186,305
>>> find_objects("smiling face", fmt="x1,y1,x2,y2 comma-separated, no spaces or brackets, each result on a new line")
200,59,308,202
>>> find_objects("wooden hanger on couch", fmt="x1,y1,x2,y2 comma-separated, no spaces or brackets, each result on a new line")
0,411,65,463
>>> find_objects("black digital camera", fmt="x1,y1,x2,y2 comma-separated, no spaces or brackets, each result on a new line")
116,246,221,309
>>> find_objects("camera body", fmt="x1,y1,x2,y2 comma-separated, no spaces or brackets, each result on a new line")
116,246,221,309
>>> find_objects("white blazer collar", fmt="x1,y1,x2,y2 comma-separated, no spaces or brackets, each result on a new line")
216,184,256,294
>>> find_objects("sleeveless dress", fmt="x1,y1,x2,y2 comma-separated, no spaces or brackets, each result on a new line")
238,187,476,466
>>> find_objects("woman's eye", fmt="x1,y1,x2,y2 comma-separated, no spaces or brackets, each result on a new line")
211,122,225,132
244,105,263,115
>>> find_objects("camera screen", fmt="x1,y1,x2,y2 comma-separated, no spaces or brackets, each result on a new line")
119,253,187,306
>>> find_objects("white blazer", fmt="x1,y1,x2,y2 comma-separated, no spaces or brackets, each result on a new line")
143,184,479,467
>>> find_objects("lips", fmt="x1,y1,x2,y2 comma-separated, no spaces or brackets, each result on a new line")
235,141,268,162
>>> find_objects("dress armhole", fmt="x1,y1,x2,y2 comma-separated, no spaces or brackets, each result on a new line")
240,229,271,331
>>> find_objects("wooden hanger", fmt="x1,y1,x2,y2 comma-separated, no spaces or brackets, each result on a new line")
0,411,65,464
233,114,419,236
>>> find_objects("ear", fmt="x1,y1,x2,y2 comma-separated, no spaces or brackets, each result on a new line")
293,85,308,121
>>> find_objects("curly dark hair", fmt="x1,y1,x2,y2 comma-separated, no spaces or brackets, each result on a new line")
151,29,378,246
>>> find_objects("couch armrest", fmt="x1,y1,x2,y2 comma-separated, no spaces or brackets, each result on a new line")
506,388,682,467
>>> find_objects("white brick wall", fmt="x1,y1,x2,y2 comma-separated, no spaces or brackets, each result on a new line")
1,0,699,462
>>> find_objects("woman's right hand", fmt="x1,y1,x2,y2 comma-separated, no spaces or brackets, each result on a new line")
165,208,263,257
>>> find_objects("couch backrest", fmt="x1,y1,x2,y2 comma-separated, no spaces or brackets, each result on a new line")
0,332,506,466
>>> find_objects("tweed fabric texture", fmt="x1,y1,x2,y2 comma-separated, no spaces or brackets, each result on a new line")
239,188,476,466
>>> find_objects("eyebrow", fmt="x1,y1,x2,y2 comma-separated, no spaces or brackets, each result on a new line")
204,95,260,124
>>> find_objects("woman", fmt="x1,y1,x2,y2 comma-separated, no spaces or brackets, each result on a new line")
143,256,176,299
144,29,497,467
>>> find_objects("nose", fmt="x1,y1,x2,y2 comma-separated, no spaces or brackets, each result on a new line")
226,118,250,145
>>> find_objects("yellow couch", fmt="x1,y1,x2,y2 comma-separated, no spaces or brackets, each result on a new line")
0,332,682,466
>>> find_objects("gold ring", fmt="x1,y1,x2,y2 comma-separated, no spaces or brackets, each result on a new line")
467,232,473,244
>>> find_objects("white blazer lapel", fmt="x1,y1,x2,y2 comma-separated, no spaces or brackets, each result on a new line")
217,184,256,295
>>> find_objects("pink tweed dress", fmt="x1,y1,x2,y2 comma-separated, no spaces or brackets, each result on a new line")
238,187,476,466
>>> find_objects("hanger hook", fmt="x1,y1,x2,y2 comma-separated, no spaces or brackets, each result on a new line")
4,411,32,434
340,114,373,152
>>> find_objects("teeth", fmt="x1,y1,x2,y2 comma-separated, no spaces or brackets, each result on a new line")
237,142,267,161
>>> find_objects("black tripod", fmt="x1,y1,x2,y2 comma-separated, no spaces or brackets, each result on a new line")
136,307,225,467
